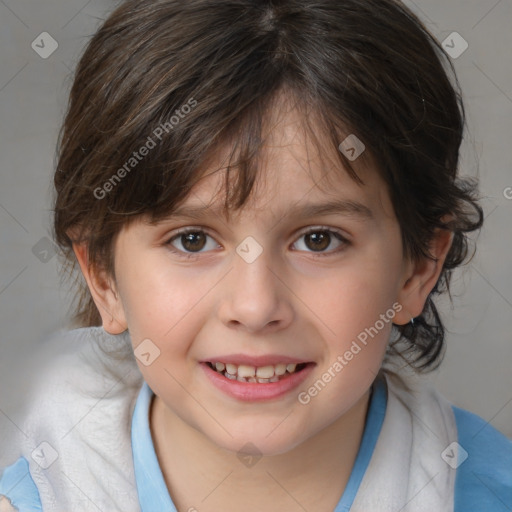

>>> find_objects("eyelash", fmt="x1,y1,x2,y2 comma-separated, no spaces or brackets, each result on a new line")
164,226,350,260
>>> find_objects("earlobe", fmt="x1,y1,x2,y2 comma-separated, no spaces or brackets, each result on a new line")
72,242,128,334
394,227,454,326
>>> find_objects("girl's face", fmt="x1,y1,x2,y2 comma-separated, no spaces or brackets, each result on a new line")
98,108,433,456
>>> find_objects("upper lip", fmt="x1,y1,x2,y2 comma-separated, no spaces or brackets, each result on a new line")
200,353,313,366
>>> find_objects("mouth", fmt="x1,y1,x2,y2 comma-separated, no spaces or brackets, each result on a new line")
205,361,310,383
201,359,315,401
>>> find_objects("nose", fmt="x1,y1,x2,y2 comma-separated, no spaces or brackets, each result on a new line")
217,244,294,335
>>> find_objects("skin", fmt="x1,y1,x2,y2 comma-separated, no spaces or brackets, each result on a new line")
73,100,453,512
0,496,16,512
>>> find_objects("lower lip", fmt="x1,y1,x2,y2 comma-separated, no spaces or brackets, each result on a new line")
200,362,315,402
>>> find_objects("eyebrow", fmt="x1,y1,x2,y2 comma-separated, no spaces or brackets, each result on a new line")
167,199,374,222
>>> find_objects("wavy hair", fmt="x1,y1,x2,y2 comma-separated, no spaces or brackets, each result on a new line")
53,0,483,371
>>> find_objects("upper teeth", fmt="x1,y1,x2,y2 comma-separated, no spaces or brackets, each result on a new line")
213,362,298,378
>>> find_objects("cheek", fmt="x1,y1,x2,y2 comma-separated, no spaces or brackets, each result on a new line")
295,264,399,417
116,256,209,406
116,252,204,347
119,254,192,330
303,251,402,346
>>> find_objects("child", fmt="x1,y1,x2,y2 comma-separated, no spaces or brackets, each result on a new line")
1,0,511,510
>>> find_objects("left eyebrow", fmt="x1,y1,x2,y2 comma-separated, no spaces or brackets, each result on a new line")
285,199,374,221
164,198,374,222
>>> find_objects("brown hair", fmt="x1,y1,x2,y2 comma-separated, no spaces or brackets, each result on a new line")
53,0,483,371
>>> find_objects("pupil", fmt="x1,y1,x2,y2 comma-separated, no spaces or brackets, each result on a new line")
183,232,205,252
307,232,329,251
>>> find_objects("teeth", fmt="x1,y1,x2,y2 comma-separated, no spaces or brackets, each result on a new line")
225,363,237,375
238,365,256,378
209,360,305,383
256,365,275,379
275,363,287,376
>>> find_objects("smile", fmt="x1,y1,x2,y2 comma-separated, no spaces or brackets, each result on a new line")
206,361,308,383
201,360,315,401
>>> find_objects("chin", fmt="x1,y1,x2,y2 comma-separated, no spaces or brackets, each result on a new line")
205,423,310,458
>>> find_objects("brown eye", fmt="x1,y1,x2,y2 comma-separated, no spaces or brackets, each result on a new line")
304,232,331,252
167,229,218,256
181,231,207,252
293,228,349,256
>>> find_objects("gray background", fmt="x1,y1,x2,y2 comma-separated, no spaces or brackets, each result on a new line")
0,0,511,465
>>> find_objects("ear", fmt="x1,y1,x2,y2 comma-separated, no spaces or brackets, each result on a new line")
72,242,128,334
394,225,454,325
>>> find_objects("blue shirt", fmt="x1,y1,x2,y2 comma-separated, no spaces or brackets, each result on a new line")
1,376,511,510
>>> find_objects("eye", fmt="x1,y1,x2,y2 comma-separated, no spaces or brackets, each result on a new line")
166,228,219,257
165,226,349,259
292,227,349,256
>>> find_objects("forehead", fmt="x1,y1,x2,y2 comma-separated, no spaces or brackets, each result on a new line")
168,106,394,224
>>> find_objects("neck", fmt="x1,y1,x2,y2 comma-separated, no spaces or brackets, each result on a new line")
150,390,371,512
